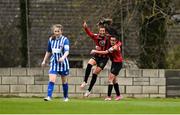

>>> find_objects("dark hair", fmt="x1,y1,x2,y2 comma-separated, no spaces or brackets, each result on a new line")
111,34,119,41
97,18,120,36
97,17,112,26
98,24,106,29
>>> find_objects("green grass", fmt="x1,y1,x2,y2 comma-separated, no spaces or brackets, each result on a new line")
1,97,180,114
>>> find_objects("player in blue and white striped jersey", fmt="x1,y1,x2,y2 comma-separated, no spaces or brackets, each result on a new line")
42,24,70,102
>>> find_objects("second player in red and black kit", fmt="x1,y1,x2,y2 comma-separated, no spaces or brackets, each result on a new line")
91,35,123,100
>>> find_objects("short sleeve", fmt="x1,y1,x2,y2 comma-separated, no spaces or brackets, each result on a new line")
47,39,52,52
64,38,69,52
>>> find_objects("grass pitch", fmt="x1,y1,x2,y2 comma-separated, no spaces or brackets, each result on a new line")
0,97,180,114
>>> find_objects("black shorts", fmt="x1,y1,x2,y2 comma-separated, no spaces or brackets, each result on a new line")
110,62,122,76
92,55,109,70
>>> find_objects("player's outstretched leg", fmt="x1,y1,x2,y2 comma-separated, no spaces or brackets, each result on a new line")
80,64,92,89
84,74,97,97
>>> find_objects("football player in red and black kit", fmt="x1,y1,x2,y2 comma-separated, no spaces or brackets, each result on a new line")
81,21,111,96
91,35,123,101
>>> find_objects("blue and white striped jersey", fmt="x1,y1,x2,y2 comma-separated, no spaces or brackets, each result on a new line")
47,35,70,72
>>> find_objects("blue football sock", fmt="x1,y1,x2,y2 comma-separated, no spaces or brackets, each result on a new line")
62,83,68,98
47,81,54,97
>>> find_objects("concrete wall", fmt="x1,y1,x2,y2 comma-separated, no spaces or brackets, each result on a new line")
0,68,166,98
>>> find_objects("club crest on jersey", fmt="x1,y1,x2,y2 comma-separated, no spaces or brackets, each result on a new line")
99,40,105,46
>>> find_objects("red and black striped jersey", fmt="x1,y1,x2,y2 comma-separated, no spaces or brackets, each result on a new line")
84,27,110,57
109,41,123,62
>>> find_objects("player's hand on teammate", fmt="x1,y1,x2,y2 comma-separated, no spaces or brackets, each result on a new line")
90,50,96,55
95,46,101,50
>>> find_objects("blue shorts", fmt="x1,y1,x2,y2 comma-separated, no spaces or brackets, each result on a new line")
49,70,69,76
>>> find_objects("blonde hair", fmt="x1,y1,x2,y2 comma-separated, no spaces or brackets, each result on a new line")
51,24,63,33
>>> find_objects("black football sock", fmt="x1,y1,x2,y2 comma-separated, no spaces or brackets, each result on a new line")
84,64,92,83
107,84,113,97
114,83,120,96
88,74,97,91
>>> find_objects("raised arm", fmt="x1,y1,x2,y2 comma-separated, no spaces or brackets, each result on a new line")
83,21,95,38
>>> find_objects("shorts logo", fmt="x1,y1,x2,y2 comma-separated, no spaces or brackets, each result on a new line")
99,40,105,46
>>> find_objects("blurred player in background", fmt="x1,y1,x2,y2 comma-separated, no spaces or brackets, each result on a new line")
41,24,70,102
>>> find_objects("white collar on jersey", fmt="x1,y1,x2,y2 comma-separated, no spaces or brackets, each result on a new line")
56,35,63,40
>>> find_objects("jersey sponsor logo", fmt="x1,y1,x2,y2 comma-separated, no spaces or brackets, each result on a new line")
52,48,61,53
99,40,105,46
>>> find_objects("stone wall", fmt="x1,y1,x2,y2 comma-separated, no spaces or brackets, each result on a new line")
0,68,167,98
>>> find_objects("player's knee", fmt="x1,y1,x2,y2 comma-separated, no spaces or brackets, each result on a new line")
61,77,68,84
108,79,113,85
94,67,102,74
93,70,100,75
88,59,96,65
49,78,56,83
49,80,56,83
113,78,118,84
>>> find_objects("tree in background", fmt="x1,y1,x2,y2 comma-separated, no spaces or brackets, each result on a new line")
138,0,173,68
96,0,178,69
